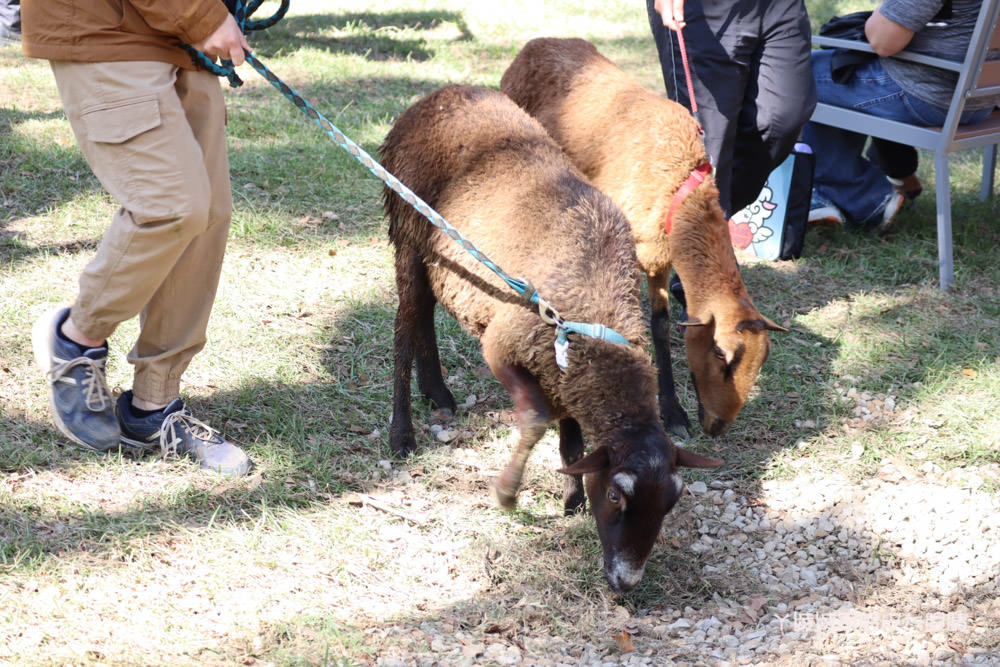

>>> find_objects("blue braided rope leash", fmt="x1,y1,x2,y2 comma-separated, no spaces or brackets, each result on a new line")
183,4,630,369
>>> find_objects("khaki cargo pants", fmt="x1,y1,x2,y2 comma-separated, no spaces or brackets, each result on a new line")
50,60,231,406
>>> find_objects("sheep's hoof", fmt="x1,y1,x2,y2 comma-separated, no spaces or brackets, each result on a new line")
563,481,585,515
666,424,690,442
662,414,692,442
389,433,417,459
426,389,457,416
490,479,518,510
563,493,587,516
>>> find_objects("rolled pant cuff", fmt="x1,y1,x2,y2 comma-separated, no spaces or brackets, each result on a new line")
68,306,119,344
131,373,182,408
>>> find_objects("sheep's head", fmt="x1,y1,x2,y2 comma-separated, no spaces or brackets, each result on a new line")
681,311,785,436
559,433,722,593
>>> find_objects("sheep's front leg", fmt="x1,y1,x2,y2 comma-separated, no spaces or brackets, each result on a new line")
558,418,586,514
487,362,550,510
390,246,454,456
412,276,457,417
648,272,692,440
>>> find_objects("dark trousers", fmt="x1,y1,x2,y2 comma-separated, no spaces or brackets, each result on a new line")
868,139,919,179
646,0,816,216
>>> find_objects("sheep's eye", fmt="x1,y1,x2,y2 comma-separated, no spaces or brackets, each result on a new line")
713,345,726,361
607,488,621,505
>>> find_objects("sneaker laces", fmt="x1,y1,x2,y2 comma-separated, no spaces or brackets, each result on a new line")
46,356,112,412
158,409,221,460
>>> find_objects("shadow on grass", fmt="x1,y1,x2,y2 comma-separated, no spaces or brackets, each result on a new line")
1,71,463,265
0,108,104,257
247,10,473,62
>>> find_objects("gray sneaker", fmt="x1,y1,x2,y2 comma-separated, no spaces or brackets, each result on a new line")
117,390,252,477
32,307,123,453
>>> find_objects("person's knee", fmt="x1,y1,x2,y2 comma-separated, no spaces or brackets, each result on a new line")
133,180,213,237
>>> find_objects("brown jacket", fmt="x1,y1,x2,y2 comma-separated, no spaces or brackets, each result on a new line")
21,0,230,70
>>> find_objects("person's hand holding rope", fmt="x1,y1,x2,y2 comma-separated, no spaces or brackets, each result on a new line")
654,0,686,31
193,13,250,66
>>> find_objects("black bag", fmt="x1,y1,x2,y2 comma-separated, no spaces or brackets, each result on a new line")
818,11,872,41
818,11,876,83
780,147,814,260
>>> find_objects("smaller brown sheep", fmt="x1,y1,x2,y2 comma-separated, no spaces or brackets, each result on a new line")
501,37,785,439
380,84,722,593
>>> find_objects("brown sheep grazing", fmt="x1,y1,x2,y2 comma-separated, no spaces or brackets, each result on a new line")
500,37,785,439
380,84,722,593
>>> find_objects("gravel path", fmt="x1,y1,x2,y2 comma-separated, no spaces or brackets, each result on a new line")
372,461,1000,666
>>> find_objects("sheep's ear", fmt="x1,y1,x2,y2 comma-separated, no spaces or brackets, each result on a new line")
761,314,787,333
558,446,610,475
673,445,724,469
678,316,709,327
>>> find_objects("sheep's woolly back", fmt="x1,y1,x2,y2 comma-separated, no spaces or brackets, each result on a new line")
500,37,744,298
380,85,654,424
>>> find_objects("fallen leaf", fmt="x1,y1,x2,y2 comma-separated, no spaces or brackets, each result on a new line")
961,368,978,379
612,630,635,652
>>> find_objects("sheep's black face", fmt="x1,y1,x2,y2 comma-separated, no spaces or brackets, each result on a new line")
558,434,723,594
584,456,683,593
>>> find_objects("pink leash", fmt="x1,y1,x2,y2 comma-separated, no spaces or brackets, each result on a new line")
663,18,712,233
674,24,703,135
664,162,712,233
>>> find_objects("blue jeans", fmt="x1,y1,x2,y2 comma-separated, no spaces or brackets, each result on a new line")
802,49,991,226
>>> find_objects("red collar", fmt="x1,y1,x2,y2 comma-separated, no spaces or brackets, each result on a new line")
664,162,712,234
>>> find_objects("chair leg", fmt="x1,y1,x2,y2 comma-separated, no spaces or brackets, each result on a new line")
981,145,997,201
935,151,955,289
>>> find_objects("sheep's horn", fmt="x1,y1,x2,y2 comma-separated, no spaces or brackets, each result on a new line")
761,314,787,333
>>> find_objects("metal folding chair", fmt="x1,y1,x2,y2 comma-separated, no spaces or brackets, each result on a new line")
810,0,1000,288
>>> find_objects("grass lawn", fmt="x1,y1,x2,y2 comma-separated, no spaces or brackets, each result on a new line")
1,0,998,664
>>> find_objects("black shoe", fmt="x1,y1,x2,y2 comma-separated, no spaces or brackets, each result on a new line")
32,307,123,453
117,390,252,477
